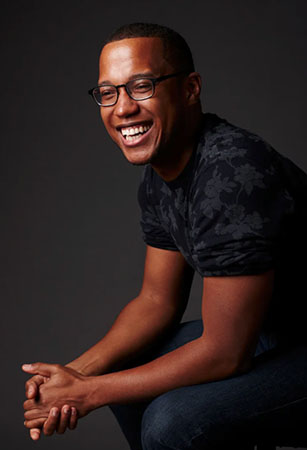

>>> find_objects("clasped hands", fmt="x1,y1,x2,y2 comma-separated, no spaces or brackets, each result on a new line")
22,362,91,440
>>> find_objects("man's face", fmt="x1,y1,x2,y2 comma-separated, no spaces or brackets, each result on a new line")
98,37,187,166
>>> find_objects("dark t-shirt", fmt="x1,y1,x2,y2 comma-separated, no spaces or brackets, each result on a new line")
138,113,307,342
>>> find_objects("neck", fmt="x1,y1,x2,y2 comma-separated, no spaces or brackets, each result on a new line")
151,109,203,182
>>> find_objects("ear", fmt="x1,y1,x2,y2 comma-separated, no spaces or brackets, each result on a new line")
185,72,202,105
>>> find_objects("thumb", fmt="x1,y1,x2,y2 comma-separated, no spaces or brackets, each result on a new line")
30,428,41,441
22,362,58,377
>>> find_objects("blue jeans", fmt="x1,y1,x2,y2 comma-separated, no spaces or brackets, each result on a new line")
110,320,307,450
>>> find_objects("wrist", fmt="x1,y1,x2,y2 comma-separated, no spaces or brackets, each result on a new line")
66,357,112,377
65,361,88,376
84,374,116,411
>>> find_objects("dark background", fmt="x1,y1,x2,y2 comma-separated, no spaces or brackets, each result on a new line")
2,1,306,449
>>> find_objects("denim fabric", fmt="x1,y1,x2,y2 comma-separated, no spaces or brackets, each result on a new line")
110,320,307,450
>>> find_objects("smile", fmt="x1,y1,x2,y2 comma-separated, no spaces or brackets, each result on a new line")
119,122,152,142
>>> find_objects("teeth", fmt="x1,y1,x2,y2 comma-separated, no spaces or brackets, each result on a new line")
126,134,143,141
121,124,151,137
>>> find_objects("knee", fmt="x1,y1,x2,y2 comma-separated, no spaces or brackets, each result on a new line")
141,394,183,450
141,391,209,450
140,388,242,450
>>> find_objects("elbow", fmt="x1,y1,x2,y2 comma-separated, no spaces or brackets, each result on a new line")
214,358,253,381
220,354,253,379
233,357,253,375
197,339,253,382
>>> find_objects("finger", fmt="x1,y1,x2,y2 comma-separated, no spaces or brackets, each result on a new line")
29,428,41,441
56,405,71,434
25,375,46,399
24,407,48,421
43,407,60,436
25,382,38,399
69,407,78,430
24,418,46,428
23,398,36,412
22,362,59,377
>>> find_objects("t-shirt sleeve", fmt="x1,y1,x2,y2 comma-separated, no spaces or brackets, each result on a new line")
191,151,294,277
138,169,178,251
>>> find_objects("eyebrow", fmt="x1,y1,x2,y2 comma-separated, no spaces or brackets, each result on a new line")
98,72,157,86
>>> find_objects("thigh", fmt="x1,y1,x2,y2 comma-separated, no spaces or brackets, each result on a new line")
133,319,204,363
141,344,307,450
110,320,204,450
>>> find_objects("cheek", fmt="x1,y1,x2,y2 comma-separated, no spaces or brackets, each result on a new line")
100,111,113,134
100,110,107,126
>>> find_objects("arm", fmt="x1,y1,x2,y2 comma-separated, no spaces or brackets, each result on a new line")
24,268,274,421
67,245,194,375
24,245,194,435
85,269,275,406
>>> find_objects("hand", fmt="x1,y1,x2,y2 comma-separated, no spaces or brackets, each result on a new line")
22,363,93,432
24,404,78,439
24,369,81,439
24,373,47,440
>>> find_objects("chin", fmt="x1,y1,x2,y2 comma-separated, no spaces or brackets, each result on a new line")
120,146,159,166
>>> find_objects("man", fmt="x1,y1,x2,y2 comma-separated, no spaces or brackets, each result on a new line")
23,23,307,450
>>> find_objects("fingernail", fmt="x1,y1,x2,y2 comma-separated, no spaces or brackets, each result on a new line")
22,364,33,370
63,406,69,414
28,386,34,395
52,408,59,416
71,408,76,415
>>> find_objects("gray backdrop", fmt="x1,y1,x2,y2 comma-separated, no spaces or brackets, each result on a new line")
2,1,306,449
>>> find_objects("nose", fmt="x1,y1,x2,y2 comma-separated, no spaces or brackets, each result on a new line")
114,86,140,118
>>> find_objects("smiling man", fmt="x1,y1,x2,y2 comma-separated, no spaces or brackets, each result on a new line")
96,34,202,176
23,23,307,450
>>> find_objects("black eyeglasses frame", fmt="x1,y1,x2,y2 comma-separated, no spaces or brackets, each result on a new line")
88,71,186,107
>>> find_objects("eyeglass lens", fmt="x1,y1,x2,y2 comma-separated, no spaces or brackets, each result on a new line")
94,78,154,105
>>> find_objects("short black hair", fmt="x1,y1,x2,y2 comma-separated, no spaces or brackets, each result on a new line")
104,23,195,73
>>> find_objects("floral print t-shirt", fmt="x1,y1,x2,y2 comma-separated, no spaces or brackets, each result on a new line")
138,113,307,342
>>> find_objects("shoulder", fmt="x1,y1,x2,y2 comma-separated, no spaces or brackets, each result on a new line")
193,114,307,202
196,113,276,173
189,115,295,223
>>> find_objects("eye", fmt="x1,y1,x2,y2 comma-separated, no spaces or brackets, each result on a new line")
132,80,152,93
99,86,116,98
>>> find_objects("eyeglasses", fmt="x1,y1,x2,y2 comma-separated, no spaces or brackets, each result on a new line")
88,72,185,107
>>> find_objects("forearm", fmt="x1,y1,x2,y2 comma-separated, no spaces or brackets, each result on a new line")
86,337,242,409
67,295,181,376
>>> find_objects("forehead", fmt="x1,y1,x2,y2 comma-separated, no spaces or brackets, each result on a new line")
98,37,171,83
